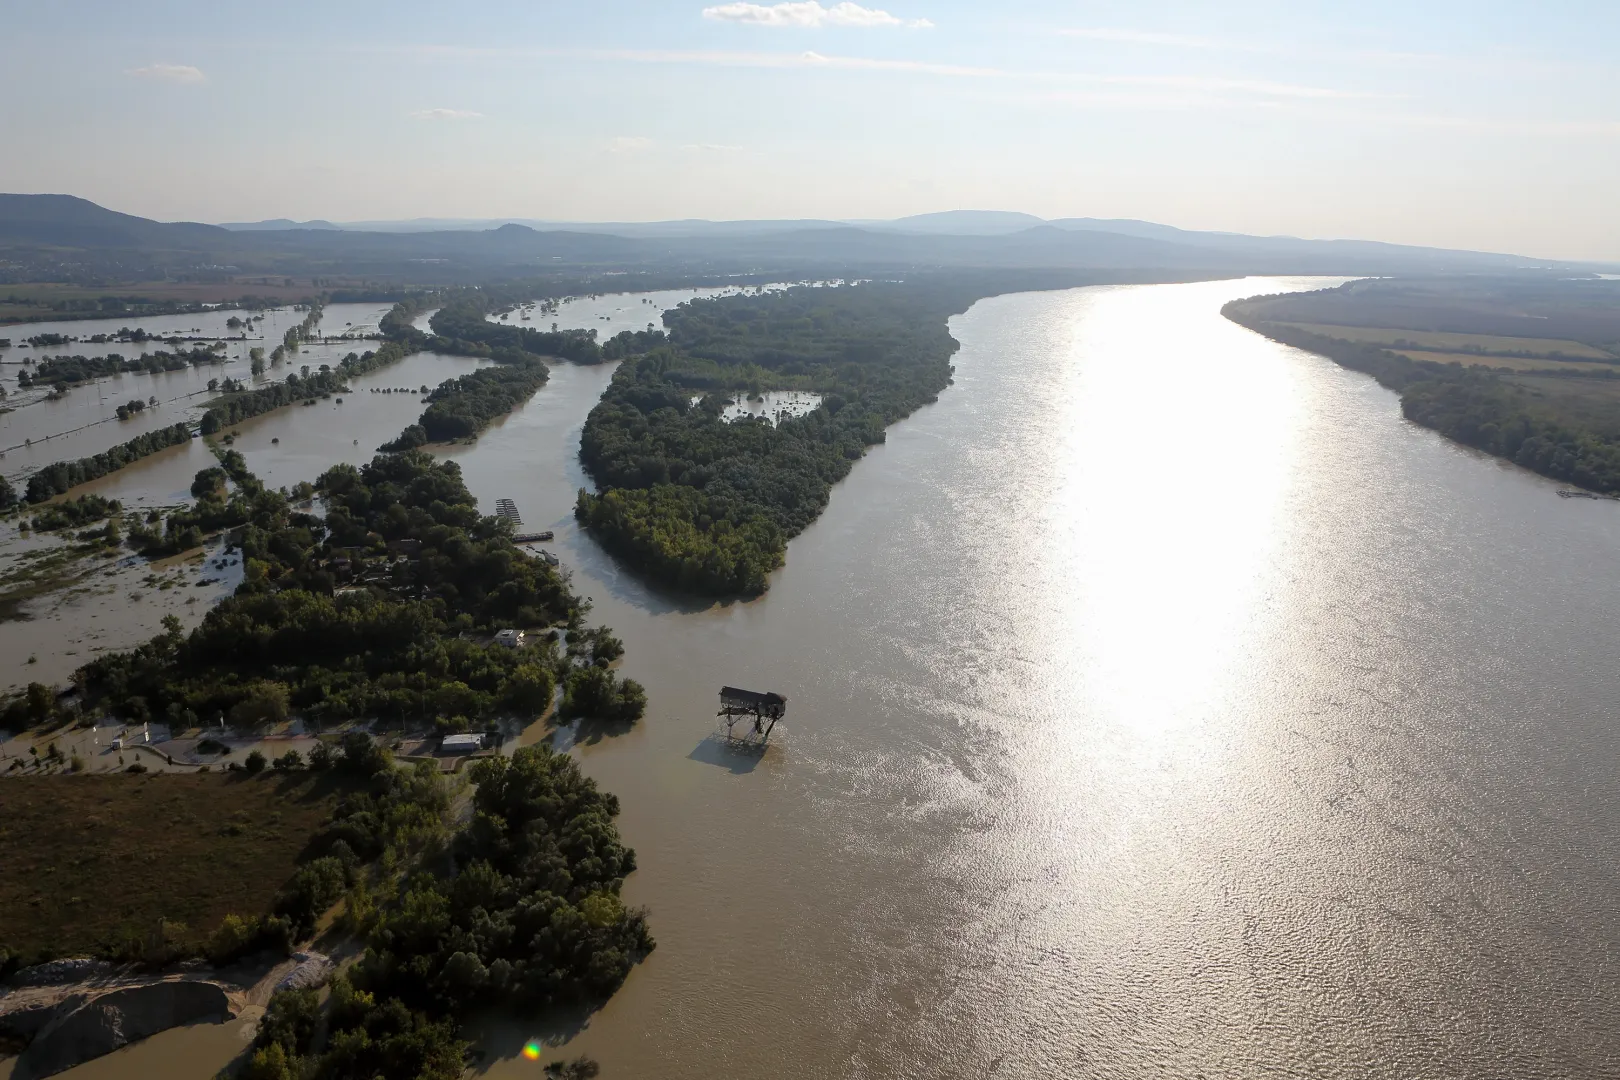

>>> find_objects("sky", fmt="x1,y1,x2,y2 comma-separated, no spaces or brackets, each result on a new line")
3,0,1618,260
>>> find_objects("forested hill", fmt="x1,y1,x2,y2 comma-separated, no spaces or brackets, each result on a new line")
574,272,1134,595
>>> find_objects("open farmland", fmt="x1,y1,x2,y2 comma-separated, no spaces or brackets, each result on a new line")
1279,322,1617,359
1392,349,1620,373
0,772,345,963
1506,372,1620,405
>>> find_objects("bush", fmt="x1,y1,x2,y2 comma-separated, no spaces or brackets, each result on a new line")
207,912,294,965
272,750,303,772
244,750,267,775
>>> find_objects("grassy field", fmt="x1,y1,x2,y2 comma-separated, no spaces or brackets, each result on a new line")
1507,372,1620,403
1499,374,1620,441
1280,322,1616,360
0,772,345,962
1393,349,1620,374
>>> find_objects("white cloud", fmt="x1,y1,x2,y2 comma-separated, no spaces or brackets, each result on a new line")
410,108,483,120
702,2,932,29
126,64,205,83
681,142,746,152
607,136,656,153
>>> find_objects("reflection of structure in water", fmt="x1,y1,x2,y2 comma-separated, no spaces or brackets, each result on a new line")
718,686,787,750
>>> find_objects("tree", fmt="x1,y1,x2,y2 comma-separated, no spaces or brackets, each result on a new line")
502,663,556,714
337,732,391,777
242,1042,296,1080
561,668,646,726
272,749,303,771
191,467,226,498
25,682,54,723
229,683,290,730
307,741,334,771
244,749,268,775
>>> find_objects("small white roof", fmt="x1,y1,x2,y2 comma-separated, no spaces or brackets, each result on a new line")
442,733,483,749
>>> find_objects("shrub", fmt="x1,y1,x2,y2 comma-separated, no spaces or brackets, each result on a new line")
244,750,267,775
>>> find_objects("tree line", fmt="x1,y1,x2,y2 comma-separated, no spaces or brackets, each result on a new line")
199,341,412,434
1225,303,1620,494
20,422,193,502
428,303,605,364
17,345,225,389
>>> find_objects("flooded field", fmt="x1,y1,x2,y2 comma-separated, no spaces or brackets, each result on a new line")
220,350,492,491
718,390,824,425
0,303,397,485
489,284,802,337
0,536,241,693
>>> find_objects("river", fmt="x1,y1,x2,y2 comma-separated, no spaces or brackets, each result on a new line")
13,275,1620,1077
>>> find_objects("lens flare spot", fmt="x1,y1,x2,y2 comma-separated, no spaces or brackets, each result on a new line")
522,1040,542,1061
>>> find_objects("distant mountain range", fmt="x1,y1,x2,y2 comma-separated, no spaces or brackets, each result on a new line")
2,194,1605,282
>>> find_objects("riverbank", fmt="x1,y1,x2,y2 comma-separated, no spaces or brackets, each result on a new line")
1225,292,1620,494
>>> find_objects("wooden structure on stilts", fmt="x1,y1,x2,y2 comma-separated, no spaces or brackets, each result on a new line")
717,686,787,751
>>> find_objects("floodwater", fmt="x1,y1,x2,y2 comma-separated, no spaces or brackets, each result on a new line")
719,389,824,425
16,275,1620,1078
0,303,395,484
489,284,797,338
0,535,241,695
221,350,492,492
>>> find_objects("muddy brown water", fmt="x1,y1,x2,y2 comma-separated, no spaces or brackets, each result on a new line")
10,277,1620,1077
0,303,394,483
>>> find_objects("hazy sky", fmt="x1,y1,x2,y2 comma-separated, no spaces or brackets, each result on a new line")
4,1,1618,259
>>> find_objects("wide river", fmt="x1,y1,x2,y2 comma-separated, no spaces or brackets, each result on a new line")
18,276,1620,1078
